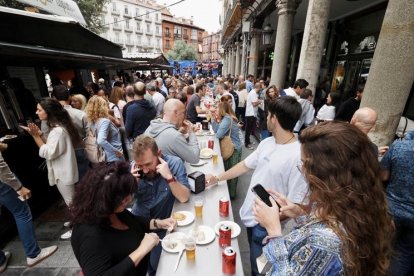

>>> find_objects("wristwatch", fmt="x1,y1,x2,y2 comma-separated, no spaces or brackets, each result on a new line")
166,176,176,184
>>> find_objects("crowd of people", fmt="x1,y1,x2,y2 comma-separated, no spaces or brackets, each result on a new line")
0,71,413,276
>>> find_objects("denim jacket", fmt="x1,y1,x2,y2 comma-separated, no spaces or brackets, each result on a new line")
91,118,123,163
211,115,241,150
131,154,189,219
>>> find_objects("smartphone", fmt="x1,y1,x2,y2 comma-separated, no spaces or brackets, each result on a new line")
251,184,281,208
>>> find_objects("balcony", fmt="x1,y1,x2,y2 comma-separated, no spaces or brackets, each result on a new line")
113,24,122,31
135,15,142,21
123,12,132,18
125,39,134,46
165,33,171,38
124,26,133,33
174,34,182,39
135,28,143,34
183,34,189,40
155,32,162,37
145,17,152,23
155,21,161,25
111,9,120,15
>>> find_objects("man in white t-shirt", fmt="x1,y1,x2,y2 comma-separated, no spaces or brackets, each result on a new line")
282,78,309,100
207,96,308,276
244,83,262,149
147,82,165,118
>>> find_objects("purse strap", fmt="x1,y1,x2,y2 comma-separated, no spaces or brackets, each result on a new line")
226,116,233,137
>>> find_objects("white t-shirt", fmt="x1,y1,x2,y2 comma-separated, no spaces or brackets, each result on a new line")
316,104,335,121
245,89,259,117
152,92,165,117
284,87,300,100
240,138,309,227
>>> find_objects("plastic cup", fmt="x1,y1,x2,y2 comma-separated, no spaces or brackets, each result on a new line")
194,196,204,218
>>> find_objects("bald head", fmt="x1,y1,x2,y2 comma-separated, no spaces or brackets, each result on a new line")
163,98,184,113
133,82,146,96
351,107,378,134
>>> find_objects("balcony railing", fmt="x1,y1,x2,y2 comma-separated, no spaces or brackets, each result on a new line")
165,33,171,37
174,34,181,39
125,40,134,46
183,34,188,39
111,9,120,15
123,12,132,18
135,28,143,34
135,16,142,21
145,17,152,23
124,26,133,33
113,24,122,31
155,32,162,37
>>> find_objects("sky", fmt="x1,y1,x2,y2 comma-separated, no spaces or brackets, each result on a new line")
158,0,221,33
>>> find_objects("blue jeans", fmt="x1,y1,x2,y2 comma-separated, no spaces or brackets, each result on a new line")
389,217,414,275
246,224,268,276
260,129,271,140
0,182,40,259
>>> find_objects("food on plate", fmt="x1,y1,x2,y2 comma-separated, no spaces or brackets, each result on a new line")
165,239,178,250
196,230,206,242
200,148,213,157
172,212,186,221
195,130,204,136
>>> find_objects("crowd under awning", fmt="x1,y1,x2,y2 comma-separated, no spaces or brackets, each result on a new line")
123,52,173,71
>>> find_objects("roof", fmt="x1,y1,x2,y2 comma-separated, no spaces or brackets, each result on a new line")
123,52,172,70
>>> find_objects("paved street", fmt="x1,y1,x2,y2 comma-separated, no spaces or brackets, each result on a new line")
2,135,257,276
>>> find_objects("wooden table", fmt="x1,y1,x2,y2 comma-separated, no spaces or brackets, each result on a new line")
156,132,244,276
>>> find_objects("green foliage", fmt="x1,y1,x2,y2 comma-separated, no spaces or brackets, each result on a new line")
0,0,109,34
166,40,198,61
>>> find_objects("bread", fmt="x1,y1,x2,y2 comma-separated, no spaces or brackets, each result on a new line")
172,212,186,221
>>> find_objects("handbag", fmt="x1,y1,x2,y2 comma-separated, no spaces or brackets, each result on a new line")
220,118,235,161
84,121,106,164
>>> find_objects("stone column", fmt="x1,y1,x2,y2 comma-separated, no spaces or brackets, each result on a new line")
241,34,249,78
270,0,302,89
296,0,331,94
231,46,236,76
361,0,414,146
234,41,241,77
223,51,228,75
248,31,260,77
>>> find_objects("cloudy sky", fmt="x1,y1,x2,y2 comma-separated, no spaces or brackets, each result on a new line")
159,0,221,33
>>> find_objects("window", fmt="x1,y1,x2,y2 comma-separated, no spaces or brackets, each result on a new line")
137,37,141,44
156,26,159,34
146,12,150,19
112,2,117,11
166,40,171,49
147,37,151,45
125,20,129,29
127,46,132,53
114,17,119,27
165,27,170,37
135,8,139,17
157,38,160,47
147,23,151,33
184,29,188,35
191,29,197,40
115,32,120,43
126,34,131,43
155,13,159,21
136,22,140,31
124,5,128,15
174,26,181,38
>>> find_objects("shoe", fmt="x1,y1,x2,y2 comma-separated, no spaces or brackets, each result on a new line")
63,221,71,228
60,230,72,240
27,245,58,267
0,251,11,272
245,144,255,150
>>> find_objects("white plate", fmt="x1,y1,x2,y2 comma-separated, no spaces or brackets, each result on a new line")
205,132,215,136
162,232,187,253
172,211,195,226
200,148,214,159
214,221,241,239
190,161,207,167
195,132,204,136
189,225,216,245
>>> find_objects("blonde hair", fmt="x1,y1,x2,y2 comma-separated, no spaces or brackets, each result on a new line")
71,94,87,110
85,95,109,123
218,101,237,121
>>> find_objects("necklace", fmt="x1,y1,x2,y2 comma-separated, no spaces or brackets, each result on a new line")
279,134,295,145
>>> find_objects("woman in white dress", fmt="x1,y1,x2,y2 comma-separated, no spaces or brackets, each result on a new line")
316,91,341,121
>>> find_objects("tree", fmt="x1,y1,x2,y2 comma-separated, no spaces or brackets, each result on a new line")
0,0,108,34
166,40,198,61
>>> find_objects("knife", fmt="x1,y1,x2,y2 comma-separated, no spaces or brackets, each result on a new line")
174,248,185,272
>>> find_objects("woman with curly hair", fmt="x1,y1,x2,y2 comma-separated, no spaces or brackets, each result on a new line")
21,98,81,239
259,85,279,139
85,95,124,163
254,121,393,275
70,162,176,276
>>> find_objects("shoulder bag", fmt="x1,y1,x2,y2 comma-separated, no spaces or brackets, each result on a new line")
220,118,235,161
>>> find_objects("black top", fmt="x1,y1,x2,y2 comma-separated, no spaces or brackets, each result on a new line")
71,211,151,276
186,94,201,124
335,97,360,122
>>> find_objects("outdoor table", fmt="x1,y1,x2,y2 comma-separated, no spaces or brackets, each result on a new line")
156,132,244,275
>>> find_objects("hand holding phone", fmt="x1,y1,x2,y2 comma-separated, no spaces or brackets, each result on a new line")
251,184,281,208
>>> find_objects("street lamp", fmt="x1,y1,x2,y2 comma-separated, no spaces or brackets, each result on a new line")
261,24,273,78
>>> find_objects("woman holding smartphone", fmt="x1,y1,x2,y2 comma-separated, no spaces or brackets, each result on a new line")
22,98,80,240
253,121,393,275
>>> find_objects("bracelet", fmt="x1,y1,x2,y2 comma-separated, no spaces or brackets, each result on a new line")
16,185,23,192
154,219,159,229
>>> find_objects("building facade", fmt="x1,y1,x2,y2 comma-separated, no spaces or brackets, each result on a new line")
161,10,204,61
220,0,414,148
100,0,163,55
202,31,222,62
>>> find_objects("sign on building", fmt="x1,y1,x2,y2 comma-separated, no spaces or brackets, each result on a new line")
17,0,86,25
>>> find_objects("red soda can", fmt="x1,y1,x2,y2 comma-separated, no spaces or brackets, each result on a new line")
219,196,229,217
222,246,236,275
219,224,232,248
208,139,214,149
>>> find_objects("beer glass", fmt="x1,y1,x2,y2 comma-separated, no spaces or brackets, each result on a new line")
194,196,204,218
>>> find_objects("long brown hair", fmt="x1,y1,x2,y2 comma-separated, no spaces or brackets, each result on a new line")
109,86,124,105
218,101,237,122
299,121,393,275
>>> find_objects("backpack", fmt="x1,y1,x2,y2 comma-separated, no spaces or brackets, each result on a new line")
84,121,106,164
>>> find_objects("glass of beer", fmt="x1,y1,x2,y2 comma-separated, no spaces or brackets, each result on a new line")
194,196,204,218
185,236,196,260
212,153,219,165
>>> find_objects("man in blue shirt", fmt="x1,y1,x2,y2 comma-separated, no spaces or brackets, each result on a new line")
130,135,190,275
381,139,414,275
